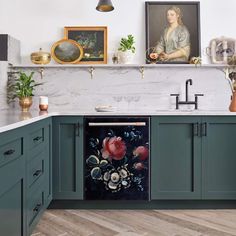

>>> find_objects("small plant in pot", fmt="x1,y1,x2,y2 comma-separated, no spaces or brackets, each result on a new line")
118,34,135,64
14,72,42,112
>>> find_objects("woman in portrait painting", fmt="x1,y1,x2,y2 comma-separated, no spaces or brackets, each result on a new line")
154,6,190,62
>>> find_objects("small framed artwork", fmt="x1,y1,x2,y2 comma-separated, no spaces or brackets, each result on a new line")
64,26,107,64
145,1,201,64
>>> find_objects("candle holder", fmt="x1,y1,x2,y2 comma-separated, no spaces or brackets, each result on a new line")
39,96,48,111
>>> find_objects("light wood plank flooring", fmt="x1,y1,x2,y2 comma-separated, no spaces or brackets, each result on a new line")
32,210,236,236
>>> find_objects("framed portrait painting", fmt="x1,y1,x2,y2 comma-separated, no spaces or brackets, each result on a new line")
145,1,200,64
64,26,107,64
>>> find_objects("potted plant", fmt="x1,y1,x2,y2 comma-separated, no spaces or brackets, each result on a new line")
14,72,42,112
118,34,135,64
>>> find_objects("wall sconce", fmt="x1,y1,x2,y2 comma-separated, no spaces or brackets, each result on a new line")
96,0,114,12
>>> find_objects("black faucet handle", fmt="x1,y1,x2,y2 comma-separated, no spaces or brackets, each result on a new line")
170,93,180,97
194,94,204,97
170,94,180,109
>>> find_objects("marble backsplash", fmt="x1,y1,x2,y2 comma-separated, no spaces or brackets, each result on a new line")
0,63,231,112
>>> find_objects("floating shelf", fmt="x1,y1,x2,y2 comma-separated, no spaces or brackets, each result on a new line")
9,63,232,80
9,63,230,69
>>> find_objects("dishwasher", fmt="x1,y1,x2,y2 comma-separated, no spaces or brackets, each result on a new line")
84,116,150,200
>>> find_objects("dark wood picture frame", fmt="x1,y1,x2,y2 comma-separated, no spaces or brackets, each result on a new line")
145,1,201,64
64,26,107,64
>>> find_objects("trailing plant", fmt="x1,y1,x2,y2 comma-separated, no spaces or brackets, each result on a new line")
118,34,135,53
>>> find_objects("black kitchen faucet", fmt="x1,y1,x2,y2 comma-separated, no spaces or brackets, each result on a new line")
170,79,204,110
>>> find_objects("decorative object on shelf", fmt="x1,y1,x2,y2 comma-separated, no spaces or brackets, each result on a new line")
145,2,200,64
112,52,119,64
206,36,236,64
14,72,42,112
118,34,135,64
64,26,107,64
30,48,51,65
51,39,83,64
228,55,236,66
189,56,201,66
96,0,114,12
39,96,48,111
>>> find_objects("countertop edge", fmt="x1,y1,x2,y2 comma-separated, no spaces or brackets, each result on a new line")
1,110,236,134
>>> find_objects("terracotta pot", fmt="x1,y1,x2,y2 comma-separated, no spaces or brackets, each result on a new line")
19,97,33,112
229,92,236,112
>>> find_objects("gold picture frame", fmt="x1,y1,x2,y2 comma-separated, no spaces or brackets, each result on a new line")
51,39,84,64
64,26,108,64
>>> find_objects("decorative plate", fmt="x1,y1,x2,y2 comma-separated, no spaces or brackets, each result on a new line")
95,105,117,112
51,39,83,64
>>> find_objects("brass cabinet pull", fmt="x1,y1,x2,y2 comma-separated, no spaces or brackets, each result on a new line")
3,149,15,156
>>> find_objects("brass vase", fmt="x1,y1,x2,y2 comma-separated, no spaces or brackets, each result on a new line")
19,97,33,112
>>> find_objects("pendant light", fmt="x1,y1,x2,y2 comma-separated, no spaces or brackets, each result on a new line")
96,0,114,12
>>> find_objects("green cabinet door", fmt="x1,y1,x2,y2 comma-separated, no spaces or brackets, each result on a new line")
0,157,25,236
202,116,236,199
52,116,84,199
151,116,202,200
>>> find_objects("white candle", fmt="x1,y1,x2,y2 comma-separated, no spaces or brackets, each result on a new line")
39,96,48,111
39,96,48,105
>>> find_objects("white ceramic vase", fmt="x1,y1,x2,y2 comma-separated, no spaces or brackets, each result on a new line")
118,50,134,64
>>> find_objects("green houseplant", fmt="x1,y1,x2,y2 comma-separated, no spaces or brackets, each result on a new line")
118,34,135,64
14,72,42,112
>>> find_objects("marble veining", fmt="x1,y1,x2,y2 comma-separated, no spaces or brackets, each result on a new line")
0,63,232,113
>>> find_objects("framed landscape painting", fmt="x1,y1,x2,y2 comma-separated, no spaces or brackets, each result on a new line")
64,26,107,64
145,1,201,64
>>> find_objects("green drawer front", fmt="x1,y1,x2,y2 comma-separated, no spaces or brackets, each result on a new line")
0,138,23,167
28,188,44,227
29,127,45,150
27,151,45,188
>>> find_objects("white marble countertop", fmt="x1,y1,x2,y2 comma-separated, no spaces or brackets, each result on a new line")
0,108,236,134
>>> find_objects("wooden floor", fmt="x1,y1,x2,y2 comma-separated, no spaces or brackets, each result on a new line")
32,209,236,236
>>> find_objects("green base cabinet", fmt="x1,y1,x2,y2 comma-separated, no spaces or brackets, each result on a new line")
151,116,236,200
151,116,202,200
26,118,52,235
202,117,236,199
0,128,26,236
52,116,84,200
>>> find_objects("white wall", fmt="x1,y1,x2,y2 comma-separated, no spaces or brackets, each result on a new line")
0,0,235,112
0,0,235,64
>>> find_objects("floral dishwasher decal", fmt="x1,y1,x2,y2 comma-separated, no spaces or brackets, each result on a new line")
84,117,150,200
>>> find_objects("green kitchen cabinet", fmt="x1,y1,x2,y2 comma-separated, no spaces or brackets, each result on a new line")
52,116,84,199
151,116,202,200
202,117,236,199
26,118,52,235
0,128,26,236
